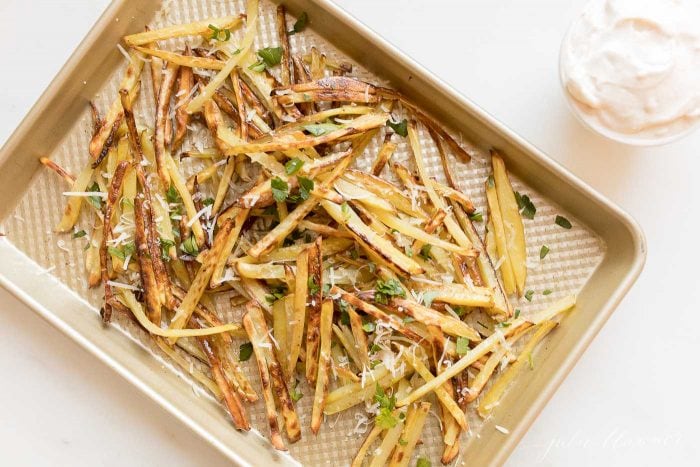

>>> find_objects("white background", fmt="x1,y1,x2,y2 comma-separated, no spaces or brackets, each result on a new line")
1,0,698,465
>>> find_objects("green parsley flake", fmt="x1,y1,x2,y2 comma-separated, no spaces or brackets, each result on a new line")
539,245,550,259
385,118,408,137
202,197,215,207
86,182,103,210
207,24,231,41
456,337,470,356
514,191,536,219
249,47,283,72
374,278,406,304
524,290,534,301
238,342,253,362
285,157,304,175
181,236,199,256
362,321,376,333
271,177,289,202
297,176,314,201
555,215,572,229
416,457,432,467
542,289,553,296
159,238,175,262
288,12,308,35
469,211,484,222
419,244,432,260
72,229,87,239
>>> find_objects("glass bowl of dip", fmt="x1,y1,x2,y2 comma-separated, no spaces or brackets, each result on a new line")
559,0,700,146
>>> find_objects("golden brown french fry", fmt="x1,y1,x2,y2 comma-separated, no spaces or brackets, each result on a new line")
368,414,405,467
404,352,468,431
348,307,371,369
133,46,226,70
124,15,244,46
172,47,194,150
389,402,431,467
478,321,558,418
305,236,323,384
388,297,481,342
243,306,286,450
352,425,383,467
55,164,94,232
222,112,388,155
289,249,308,378
492,152,527,296
275,5,292,87
485,176,517,295
408,281,494,308
371,134,396,176
40,157,74,184
311,300,333,434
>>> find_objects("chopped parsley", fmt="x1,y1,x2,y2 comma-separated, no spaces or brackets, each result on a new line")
285,157,304,175
303,123,340,136
416,457,431,467
86,182,103,210
207,24,231,41
271,177,289,202
291,385,304,402
166,185,181,204
542,289,553,296
456,337,470,356
238,342,253,362
340,310,350,326
249,46,283,72
524,290,534,302
341,202,351,221
399,438,408,446
108,242,135,260
265,285,287,304
297,176,314,201
288,12,308,35
539,245,550,259
421,291,439,307
469,211,484,222
385,118,408,137
180,235,199,256
362,321,376,333
514,309,521,319
202,197,215,207
514,191,536,219
419,244,432,260
555,215,572,229
374,384,398,429
307,276,320,295
159,238,175,262
374,278,406,304
72,229,87,239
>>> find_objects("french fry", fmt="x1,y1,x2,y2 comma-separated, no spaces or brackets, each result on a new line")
133,46,226,70
311,300,333,434
40,157,74,184
388,298,481,342
368,414,405,467
172,47,194,150
371,134,396,176
289,249,308,378
186,0,259,114
348,307,371,369
275,5,292,87
305,237,323,384
485,176,517,295
124,15,244,46
492,152,528,296
478,321,558,418
404,352,468,430
408,281,494,308
389,402,430,467
351,425,383,467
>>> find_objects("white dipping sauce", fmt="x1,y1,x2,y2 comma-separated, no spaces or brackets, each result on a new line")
561,0,700,142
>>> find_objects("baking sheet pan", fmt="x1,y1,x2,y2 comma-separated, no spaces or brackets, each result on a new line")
0,0,645,465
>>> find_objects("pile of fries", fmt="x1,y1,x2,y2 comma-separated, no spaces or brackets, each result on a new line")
41,0,576,464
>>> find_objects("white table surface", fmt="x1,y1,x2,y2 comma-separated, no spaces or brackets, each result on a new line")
1,0,698,465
